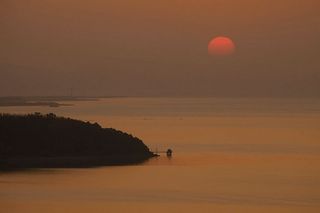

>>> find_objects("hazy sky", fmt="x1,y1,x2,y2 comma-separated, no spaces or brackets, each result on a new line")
1,0,320,97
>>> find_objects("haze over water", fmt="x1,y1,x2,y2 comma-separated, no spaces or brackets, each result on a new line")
1,97,320,212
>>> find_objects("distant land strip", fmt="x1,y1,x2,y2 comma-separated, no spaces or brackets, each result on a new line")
0,96,101,107
0,96,131,107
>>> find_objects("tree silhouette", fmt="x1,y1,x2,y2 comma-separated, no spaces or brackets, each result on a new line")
0,113,155,169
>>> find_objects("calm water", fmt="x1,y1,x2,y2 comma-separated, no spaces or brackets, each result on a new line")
1,98,320,212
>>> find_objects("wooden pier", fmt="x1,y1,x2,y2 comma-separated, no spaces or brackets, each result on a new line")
152,149,173,157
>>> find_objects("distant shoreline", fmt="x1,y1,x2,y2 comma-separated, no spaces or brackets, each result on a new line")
0,101,72,108
0,96,101,108
0,96,133,108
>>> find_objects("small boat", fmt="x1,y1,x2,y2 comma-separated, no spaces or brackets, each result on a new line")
166,149,173,157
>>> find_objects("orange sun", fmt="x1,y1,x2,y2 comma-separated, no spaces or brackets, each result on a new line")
208,36,236,56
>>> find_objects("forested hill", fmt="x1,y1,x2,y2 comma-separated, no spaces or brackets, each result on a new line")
0,113,155,169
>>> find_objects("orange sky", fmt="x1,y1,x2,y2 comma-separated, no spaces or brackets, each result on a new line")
1,0,320,97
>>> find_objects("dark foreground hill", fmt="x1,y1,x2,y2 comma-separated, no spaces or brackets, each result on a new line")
0,113,156,170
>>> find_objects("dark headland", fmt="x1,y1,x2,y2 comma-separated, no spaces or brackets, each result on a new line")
0,113,156,170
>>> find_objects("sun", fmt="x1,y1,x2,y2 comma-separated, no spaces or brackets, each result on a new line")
208,36,236,56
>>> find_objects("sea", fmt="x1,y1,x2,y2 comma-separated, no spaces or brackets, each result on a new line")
1,97,320,212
